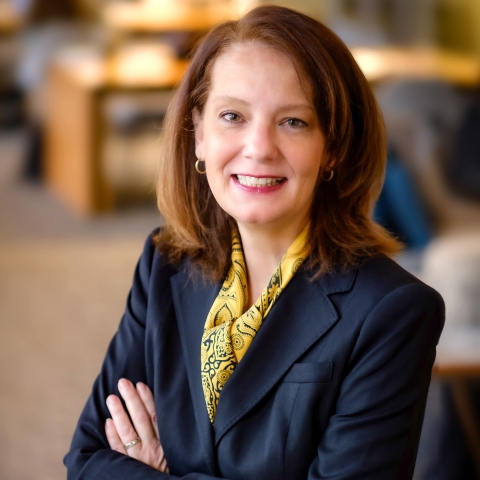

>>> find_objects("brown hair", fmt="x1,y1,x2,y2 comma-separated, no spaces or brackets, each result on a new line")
155,5,401,281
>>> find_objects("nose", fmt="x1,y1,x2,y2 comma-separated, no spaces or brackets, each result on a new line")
242,120,278,162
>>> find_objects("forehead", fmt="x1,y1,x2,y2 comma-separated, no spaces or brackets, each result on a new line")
207,42,313,102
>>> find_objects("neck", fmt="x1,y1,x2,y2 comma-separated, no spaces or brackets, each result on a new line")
237,220,308,308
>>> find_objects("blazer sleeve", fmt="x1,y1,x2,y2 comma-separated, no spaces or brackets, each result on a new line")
307,282,445,480
64,234,233,480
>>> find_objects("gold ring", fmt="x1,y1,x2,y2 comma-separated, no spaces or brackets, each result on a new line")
124,436,141,450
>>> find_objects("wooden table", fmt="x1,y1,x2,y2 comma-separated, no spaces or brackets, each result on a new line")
351,46,480,87
44,49,187,215
0,3,23,35
433,327,480,475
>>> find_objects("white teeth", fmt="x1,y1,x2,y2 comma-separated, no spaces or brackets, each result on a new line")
236,175,284,187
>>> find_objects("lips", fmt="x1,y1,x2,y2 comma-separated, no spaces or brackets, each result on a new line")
236,175,285,187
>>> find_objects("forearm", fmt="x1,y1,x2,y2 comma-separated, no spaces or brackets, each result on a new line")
68,449,230,480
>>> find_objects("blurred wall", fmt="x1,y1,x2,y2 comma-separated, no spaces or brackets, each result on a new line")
70,0,480,54
436,0,480,54
257,0,328,19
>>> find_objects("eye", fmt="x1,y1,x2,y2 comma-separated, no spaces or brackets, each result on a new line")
221,112,242,123
285,118,306,128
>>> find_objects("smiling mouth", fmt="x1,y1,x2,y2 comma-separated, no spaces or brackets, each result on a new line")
236,175,285,187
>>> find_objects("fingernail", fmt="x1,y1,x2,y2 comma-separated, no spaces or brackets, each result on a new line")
107,395,117,406
137,382,146,392
118,378,131,390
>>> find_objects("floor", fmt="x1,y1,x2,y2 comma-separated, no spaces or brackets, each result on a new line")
0,129,162,480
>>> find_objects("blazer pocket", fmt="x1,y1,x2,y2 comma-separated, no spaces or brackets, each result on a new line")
283,361,333,384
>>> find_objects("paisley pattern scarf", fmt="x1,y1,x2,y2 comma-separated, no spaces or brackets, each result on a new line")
201,225,310,423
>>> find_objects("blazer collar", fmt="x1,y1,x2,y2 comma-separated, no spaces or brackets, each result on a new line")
171,262,357,453
315,264,357,295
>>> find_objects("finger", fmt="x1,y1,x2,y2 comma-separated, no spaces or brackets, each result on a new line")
136,382,159,438
106,394,141,449
117,379,156,443
105,418,126,454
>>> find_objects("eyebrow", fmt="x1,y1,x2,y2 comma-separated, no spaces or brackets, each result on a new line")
212,95,314,113
212,95,250,106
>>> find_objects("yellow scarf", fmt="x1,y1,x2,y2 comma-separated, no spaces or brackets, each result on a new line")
201,225,310,423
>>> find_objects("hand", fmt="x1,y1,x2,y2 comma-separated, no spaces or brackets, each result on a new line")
105,379,169,473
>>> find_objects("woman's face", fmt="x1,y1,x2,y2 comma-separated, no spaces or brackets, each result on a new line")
194,42,328,234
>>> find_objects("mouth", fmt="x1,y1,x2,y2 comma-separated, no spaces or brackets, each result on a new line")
235,175,285,187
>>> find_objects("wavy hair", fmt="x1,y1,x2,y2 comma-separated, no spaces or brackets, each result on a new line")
155,5,401,280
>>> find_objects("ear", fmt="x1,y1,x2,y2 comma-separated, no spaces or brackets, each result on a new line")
320,152,334,171
192,108,204,159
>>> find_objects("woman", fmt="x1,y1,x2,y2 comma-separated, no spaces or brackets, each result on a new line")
65,6,444,479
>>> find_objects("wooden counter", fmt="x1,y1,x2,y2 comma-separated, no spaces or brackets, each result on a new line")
434,327,480,377
0,3,23,35
433,327,480,476
351,46,480,87
44,50,187,215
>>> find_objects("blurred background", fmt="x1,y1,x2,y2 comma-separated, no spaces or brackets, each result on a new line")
1,0,480,479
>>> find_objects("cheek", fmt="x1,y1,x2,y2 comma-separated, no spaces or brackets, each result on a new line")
284,137,324,174
205,149,233,193
295,157,322,182
205,175,233,217
205,137,240,171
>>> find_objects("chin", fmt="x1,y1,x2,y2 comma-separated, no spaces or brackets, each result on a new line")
231,214,284,228
223,204,288,228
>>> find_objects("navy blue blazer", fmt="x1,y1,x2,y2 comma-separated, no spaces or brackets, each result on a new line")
65,232,444,479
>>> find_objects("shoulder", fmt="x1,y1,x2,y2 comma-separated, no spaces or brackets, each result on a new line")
320,254,445,334
135,228,183,287
319,253,443,305
349,255,445,339
354,254,443,306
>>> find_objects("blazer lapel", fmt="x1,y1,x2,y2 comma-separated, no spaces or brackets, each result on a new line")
213,266,357,444
170,267,221,475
